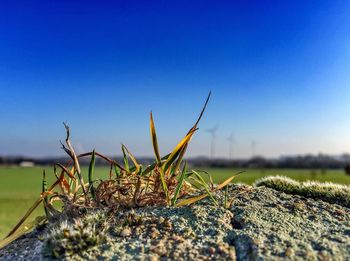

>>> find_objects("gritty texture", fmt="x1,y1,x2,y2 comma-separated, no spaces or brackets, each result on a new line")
229,185,350,260
1,184,350,260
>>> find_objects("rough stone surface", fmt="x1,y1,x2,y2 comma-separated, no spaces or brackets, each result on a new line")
1,184,349,260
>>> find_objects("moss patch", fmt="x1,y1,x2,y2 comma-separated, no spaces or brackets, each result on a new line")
253,176,350,207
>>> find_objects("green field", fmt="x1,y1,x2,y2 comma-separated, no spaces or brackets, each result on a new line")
0,166,349,239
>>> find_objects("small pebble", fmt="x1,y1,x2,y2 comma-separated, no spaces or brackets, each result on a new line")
120,228,132,237
209,247,216,255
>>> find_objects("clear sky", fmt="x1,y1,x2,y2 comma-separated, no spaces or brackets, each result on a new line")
1,1,350,158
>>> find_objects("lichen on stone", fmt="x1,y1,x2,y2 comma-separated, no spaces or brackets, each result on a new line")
42,212,108,259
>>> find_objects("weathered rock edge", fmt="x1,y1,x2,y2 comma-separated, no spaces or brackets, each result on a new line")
1,184,349,260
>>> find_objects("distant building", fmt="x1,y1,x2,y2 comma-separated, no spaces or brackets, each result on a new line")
19,161,35,167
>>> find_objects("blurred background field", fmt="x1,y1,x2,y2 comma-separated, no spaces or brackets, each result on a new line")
1,166,349,239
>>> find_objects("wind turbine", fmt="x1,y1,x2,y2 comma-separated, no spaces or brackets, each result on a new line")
205,125,219,159
227,133,234,160
251,140,257,158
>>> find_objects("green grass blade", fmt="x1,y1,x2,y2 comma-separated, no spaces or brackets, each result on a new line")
121,145,129,171
141,153,171,176
171,162,188,206
42,170,47,195
176,172,240,207
191,170,218,206
158,168,169,202
88,149,96,201
114,162,121,184
42,170,49,218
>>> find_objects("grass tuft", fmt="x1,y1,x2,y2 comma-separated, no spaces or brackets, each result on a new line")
0,92,240,249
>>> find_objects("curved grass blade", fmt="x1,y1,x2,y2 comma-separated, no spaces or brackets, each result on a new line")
122,144,140,173
173,91,211,172
150,112,161,164
191,91,211,131
54,165,70,194
62,123,87,199
55,163,76,181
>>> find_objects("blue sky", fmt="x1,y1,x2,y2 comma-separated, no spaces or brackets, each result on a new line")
1,1,350,158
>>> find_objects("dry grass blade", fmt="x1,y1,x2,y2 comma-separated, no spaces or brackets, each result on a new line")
55,163,76,180
150,112,161,164
54,165,70,194
0,216,46,250
175,193,208,207
62,123,87,199
76,151,125,172
214,172,243,191
6,178,61,238
5,197,44,238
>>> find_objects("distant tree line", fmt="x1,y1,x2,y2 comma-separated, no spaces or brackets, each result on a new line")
1,153,350,170
188,154,350,169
